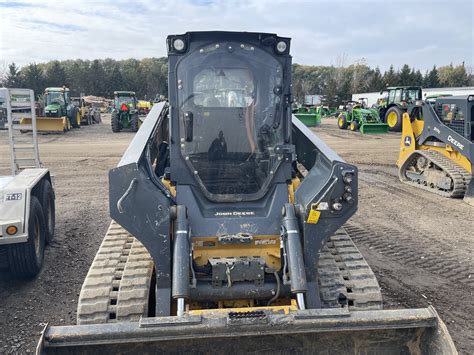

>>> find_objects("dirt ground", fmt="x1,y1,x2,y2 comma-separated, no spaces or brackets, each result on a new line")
0,116,472,354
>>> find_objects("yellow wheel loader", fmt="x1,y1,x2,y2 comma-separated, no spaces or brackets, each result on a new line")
37,32,457,354
21,87,80,133
398,95,473,205
71,96,102,126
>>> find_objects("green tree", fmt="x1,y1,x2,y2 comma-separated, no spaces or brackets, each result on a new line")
424,66,440,88
324,75,338,108
412,70,423,86
368,67,384,91
398,64,412,86
21,63,45,97
88,60,106,96
438,64,470,87
5,63,23,87
107,63,124,96
45,61,67,88
382,65,398,87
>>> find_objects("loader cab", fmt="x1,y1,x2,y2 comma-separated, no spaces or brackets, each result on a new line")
167,32,293,202
385,86,422,108
44,87,69,117
114,91,137,111
434,95,474,141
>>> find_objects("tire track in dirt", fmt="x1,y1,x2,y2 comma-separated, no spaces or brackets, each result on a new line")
345,223,473,287
345,221,474,354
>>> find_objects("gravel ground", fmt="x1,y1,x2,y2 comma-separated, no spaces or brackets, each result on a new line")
0,116,472,353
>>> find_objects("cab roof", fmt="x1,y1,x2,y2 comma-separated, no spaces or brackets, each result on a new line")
386,86,422,90
114,91,135,96
436,95,474,103
45,87,69,92
166,31,291,56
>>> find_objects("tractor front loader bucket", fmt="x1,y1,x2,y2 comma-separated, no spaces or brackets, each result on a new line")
21,116,69,133
360,122,389,134
37,306,456,354
294,113,321,127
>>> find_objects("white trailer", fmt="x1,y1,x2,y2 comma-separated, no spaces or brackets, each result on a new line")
0,88,55,277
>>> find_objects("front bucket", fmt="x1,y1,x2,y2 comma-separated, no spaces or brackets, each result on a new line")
21,116,68,133
294,113,320,127
360,123,389,134
463,178,474,206
37,306,456,354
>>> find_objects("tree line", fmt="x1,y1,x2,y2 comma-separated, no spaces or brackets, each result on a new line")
292,62,472,107
1,58,168,101
1,58,472,106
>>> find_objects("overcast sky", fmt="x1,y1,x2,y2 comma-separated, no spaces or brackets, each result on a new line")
0,0,472,71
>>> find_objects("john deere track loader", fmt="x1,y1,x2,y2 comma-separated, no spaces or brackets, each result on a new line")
398,95,474,205
37,31,456,354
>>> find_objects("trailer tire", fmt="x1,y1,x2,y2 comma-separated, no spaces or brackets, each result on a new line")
338,114,348,129
131,113,139,132
111,112,121,132
7,196,46,278
385,106,403,131
38,179,55,244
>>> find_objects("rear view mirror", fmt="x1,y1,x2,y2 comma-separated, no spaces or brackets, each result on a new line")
183,111,193,142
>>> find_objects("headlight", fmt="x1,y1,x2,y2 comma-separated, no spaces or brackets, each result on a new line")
173,38,185,52
276,41,287,53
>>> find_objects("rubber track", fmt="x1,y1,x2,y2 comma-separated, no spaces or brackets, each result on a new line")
344,222,474,288
399,150,471,198
77,221,153,325
318,228,383,311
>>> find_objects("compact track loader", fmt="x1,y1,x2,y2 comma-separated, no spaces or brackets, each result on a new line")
37,31,456,354
398,95,474,205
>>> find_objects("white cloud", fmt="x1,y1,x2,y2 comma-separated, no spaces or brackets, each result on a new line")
0,0,472,71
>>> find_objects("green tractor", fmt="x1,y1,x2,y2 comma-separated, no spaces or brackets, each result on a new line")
377,86,422,131
337,98,388,134
111,91,139,132
20,87,80,132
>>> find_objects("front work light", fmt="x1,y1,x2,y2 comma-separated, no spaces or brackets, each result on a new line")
276,41,287,53
173,38,186,52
